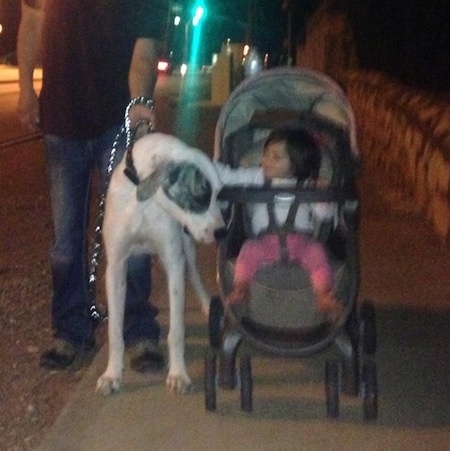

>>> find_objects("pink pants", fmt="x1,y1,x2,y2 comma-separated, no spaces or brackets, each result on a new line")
234,233,333,292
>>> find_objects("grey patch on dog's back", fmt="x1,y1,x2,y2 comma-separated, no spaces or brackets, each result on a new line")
161,162,212,213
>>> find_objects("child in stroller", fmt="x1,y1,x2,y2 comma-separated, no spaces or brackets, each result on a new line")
215,127,343,323
206,68,377,420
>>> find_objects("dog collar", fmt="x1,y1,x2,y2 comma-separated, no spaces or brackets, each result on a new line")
124,143,141,185
124,119,157,185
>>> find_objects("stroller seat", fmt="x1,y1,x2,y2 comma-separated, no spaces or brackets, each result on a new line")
226,253,346,330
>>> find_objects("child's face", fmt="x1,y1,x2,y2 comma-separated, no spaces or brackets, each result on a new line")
261,140,294,179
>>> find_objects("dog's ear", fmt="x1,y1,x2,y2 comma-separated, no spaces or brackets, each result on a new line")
136,162,212,213
136,165,167,201
161,162,212,213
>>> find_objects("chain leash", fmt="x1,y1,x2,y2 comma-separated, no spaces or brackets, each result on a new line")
88,97,154,323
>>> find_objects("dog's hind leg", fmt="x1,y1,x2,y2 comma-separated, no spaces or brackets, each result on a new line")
182,233,210,316
96,258,127,395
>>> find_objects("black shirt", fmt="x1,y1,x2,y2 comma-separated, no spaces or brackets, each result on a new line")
38,0,168,138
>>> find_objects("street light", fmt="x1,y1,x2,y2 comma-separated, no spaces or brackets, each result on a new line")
192,5,205,27
182,2,207,71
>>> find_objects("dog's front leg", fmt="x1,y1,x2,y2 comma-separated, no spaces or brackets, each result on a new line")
96,258,127,395
162,250,192,395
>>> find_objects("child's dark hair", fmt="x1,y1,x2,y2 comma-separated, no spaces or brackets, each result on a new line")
264,128,321,181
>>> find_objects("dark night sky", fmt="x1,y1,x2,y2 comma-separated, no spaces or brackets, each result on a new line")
202,0,450,89
347,0,450,89
1,0,449,89
197,0,321,67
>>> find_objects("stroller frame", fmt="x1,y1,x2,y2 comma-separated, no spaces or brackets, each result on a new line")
204,68,378,420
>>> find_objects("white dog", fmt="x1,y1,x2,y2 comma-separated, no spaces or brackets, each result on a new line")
96,133,224,395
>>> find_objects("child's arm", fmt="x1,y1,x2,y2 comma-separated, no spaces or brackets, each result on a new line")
214,161,263,186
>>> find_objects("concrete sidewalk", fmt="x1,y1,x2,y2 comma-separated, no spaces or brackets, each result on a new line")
14,71,446,449
37,313,450,451
37,164,450,449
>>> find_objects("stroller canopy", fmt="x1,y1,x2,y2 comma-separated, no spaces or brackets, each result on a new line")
214,67,359,181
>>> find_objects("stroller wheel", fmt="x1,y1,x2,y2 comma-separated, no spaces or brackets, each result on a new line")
209,296,224,349
204,349,217,412
360,301,377,356
362,360,378,421
325,360,340,419
240,354,253,412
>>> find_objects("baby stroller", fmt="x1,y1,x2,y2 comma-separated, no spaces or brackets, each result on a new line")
204,67,378,420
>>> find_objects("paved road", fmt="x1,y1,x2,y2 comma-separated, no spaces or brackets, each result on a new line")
3,68,448,450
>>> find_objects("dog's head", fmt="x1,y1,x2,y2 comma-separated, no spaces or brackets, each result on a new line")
132,133,225,243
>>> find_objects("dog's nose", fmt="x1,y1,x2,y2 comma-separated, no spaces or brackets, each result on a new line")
213,227,227,240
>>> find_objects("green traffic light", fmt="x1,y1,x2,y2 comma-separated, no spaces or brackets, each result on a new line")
192,4,205,27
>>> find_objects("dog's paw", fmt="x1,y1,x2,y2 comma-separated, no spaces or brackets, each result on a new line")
96,373,122,396
166,373,193,395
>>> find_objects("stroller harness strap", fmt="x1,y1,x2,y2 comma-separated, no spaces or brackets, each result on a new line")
265,198,302,232
264,195,303,263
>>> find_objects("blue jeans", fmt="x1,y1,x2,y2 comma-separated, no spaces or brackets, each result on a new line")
44,126,160,348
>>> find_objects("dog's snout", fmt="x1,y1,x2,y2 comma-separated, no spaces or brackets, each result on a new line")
213,227,227,241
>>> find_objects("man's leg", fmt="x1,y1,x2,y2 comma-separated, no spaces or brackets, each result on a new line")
40,135,95,369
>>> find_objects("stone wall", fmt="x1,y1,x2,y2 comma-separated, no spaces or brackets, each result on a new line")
343,71,450,242
297,0,450,244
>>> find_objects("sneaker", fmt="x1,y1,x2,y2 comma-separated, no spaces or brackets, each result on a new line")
39,338,81,370
128,339,165,373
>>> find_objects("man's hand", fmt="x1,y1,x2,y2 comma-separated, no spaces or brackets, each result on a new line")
128,104,156,140
17,88,41,133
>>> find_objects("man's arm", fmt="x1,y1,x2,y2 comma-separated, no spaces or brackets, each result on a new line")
127,37,160,133
17,0,44,132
